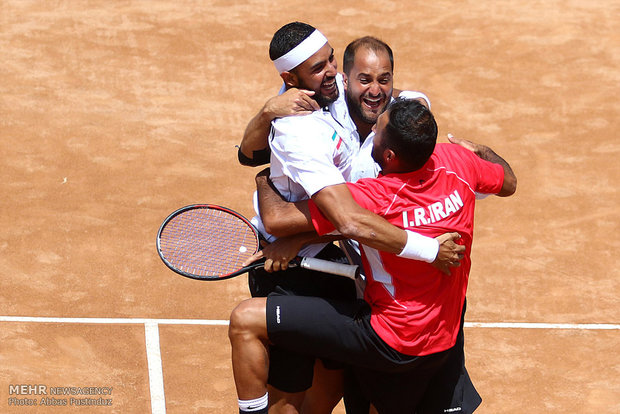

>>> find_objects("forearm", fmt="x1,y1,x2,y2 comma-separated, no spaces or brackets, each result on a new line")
312,184,406,253
255,170,315,236
311,184,441,262
239,108,273,162
340,208,407,254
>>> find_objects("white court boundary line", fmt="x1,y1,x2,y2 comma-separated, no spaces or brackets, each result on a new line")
1,316,618,414
0,316,230,325
0,316,618,329
145,322,166,414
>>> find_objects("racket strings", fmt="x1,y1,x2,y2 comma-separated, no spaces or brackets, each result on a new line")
159,207,258,277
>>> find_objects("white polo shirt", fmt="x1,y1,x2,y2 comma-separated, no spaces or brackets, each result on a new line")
269,79,358,200
253,73,360,257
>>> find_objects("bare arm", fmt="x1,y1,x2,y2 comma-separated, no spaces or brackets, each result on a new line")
238,89,320,165
447,134,517,196
255,168,411,251
311,184,406,253
255,168,315,236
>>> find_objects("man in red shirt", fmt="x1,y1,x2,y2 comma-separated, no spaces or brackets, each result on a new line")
229,98,516,413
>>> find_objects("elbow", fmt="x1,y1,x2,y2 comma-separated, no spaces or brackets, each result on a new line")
261,210,297,238
261,212,286,237
238,147,262,167
498,175,517,197
332,218,365,241
325,205,374,242
237,146,254,166
263,223,289,238
507,177,517,196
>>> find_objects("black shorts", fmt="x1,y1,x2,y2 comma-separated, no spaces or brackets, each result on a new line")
342,354,481,414
415,300,482,414
249,243,357,392
345,300,482,414
266,294,447,388
267,294,481,413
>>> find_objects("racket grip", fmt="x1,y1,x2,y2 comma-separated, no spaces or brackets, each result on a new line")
299,257,359,280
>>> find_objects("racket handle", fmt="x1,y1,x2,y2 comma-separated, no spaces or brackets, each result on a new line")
299,257,359,280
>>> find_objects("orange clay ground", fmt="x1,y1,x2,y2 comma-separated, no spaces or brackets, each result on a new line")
1,1,618,413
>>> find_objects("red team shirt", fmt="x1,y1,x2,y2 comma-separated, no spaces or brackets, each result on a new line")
309,143,505,356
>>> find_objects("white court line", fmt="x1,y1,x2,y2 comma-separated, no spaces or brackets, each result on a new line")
464,322,620,330
145,322,166,414
0,316,619,329
0,316,618,329
0,316,229,325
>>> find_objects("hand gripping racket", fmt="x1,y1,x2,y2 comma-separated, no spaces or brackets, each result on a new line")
156,204,359,281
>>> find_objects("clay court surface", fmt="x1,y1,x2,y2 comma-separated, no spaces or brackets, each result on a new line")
1,1,618,413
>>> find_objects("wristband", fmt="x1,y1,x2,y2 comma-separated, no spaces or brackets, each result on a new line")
397,230,439,263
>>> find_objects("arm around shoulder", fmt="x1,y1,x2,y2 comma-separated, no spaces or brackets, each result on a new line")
477,145,517,197
238,106,275,166
447,135,516,197
238,89,321,167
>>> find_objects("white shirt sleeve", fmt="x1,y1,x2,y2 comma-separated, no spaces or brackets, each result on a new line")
397,90,431,109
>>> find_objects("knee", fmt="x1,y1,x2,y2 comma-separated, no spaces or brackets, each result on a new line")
228,298,267,342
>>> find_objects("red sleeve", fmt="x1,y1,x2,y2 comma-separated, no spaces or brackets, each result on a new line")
472,155,505,194
438,144,505,194
308,199,336,236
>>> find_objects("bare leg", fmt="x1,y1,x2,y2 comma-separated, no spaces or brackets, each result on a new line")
301,361,344,414
229,298,270,400
230,298,307,413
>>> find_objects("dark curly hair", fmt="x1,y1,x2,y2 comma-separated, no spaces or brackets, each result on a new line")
384,99,437,170
269,22,316,61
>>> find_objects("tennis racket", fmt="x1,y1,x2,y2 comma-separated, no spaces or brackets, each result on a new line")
156,204,359,281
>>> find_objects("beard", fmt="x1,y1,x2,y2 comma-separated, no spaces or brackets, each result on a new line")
297,76,339,108
315,90,338,108
346,90,389,126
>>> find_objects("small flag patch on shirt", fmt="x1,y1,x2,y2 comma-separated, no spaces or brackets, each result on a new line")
331,131,343,149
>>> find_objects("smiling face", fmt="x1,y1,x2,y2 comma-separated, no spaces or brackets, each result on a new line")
345,47,393,126
287,42,339,107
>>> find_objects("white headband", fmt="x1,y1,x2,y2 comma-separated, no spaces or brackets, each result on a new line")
273,30,328,73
